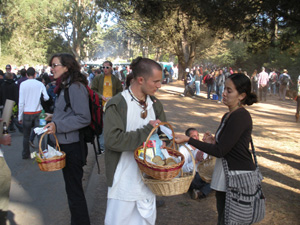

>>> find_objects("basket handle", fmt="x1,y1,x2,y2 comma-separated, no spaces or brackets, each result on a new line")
38,131,61,158
181,145,196,178
142,122,175,166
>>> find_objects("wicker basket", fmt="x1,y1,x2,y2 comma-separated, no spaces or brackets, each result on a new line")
141,146,196,196
134,122,185,181
36,132,66,172
197,156,216,183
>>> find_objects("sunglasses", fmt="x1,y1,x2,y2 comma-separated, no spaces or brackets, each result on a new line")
101,66,111,69
51,63,63,69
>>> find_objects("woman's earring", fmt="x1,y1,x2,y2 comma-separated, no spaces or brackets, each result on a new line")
238,100,241,107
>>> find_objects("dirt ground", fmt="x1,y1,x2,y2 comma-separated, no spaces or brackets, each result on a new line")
90,80,300,225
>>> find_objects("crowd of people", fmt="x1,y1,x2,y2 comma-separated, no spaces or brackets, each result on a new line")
0,56,299,225
180,66,297,104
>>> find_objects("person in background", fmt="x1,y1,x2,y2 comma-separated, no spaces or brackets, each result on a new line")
0,72,19,133
17,69,28,88
18,67,49,159
175,73,257,224
45,53,91,225
257,67,269,102
216,69,226,103
251,69,258,95
180,68,195,98
104,57,166,225
4,65,17,81
206,70,214,99
194,69,201,96
268,69,278,96
279,69,293,101
91,61,123,153
0,119,12,225
296,74,300,122
179,128,212,200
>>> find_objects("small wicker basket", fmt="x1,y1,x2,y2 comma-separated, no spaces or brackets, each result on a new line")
36,132,66,172
197,156,216,183
141,145,196,196
134,122,185,181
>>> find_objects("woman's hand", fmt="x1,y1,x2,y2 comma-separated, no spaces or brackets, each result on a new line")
174,134,189,144
203,131,215,144
44,122,56,134
45,113,53,122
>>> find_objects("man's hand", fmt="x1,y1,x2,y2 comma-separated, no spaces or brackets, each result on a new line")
19,120,23,124
149,119,161,128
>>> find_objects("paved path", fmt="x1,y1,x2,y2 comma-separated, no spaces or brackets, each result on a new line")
4,131,96,225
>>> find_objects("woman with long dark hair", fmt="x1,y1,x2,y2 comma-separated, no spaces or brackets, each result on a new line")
175,73,258,224
45,53,91,225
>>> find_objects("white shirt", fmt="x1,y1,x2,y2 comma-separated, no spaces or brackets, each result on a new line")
179,143,200,173
18,79,49,121
108,89,156,201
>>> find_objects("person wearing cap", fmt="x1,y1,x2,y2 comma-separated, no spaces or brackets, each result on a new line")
278,69,292,101
18,67,49,159
180,68,195,97
4,65,17,81
257,67,269,102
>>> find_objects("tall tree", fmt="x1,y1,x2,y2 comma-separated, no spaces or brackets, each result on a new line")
55,0,102,61
97,0,219,77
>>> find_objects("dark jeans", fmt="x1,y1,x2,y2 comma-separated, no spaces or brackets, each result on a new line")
207,84,213,99
22,113,40,158
216,191,226,225
259,86,268,101
190,172,212,196
60,142,90,225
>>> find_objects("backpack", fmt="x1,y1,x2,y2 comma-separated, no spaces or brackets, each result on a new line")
203,74,208,84
271,73,277,83
64,85,103,173
281,75,289,85
40,93,54,114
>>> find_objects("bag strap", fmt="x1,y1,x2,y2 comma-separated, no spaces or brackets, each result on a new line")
250,139,258,167
63,87,71,112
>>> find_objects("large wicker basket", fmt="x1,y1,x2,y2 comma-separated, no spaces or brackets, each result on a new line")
134,122,185,181
36,132,66,172
197,156,216,183
141,145,196,196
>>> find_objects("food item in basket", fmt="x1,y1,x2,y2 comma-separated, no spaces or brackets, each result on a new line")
166,157,176,164
152,155,162,163
151,156,180,166
156,160,165,166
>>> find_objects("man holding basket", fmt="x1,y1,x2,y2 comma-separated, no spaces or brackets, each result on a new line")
104,57,166,225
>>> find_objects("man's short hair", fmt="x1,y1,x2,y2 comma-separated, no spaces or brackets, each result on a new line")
20,68,27,77
103,61,113,67
5,65,11,69
185,128,197,137
130,57,162,79
26,67,35,76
